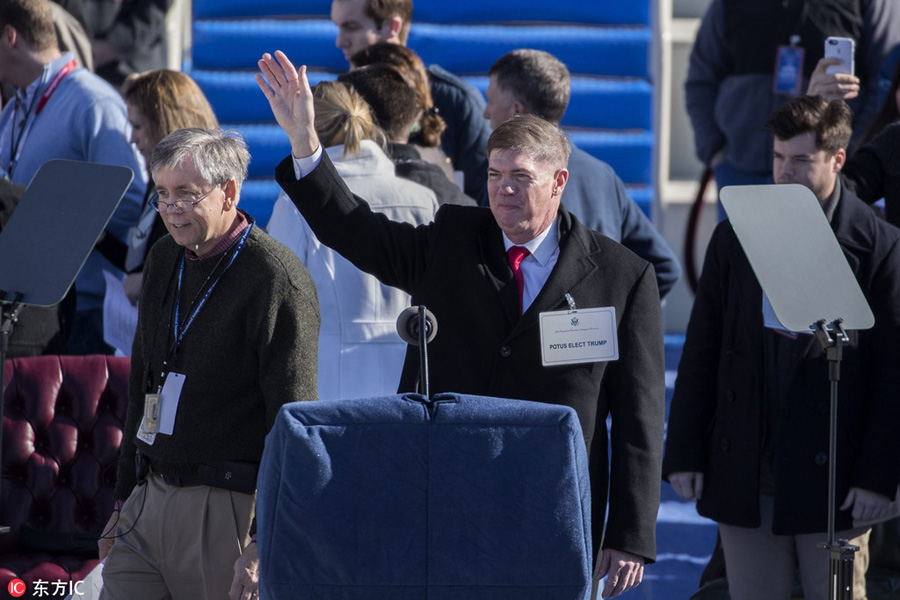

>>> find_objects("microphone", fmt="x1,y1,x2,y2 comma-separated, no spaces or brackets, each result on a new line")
396,305,438,346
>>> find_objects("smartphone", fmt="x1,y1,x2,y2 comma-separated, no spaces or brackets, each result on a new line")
824,37,855,76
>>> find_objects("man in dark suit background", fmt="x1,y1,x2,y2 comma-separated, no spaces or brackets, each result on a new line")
257,50,665,599
483,49,681,299
664,96,900,600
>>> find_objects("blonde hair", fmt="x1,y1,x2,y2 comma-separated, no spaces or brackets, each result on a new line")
122,69,220,148
313,81,387,155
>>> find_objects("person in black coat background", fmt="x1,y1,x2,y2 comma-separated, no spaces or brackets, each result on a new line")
664,96,900,600
842,120,900,229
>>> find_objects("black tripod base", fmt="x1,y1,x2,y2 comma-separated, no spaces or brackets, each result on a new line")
819,540,858,600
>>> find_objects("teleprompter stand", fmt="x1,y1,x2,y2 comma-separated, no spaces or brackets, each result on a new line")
813,318,859,600
721,184,874,600
0,160,133,535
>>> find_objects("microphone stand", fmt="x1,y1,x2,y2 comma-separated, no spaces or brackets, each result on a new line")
0,290,25,536
416,305,430,399
397,305,437,399
813,318,857,600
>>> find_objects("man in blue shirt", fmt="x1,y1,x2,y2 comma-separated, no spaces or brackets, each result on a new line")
0,0,145,354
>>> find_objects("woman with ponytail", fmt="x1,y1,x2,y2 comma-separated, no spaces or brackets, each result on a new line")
267,81,438,400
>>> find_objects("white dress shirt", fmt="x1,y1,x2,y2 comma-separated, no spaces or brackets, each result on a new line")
502,220,560,313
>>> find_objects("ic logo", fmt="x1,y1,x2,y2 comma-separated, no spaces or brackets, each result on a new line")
8,578,26,597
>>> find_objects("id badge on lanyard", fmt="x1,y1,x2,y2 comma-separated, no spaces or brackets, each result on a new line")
137,223,254,445
773,40,805,97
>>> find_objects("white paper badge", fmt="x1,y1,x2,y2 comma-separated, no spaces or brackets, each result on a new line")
540,306,618,366
158,372,186,435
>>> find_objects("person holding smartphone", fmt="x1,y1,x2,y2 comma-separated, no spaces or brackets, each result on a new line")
806,37,862,109
665,95,900,600
685,0,900,219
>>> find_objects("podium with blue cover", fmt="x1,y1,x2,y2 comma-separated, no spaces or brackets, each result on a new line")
257,392,592,599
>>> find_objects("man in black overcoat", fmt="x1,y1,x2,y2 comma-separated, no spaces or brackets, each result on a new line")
664,96,900,600
257,50,667,599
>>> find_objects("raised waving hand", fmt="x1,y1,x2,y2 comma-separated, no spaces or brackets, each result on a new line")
256,50,320,159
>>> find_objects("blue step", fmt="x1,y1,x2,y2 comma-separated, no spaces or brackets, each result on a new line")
241,179,283,226
194,0,650,26
192,70,337,124
569,130,653,186
227,124,292,180
410,23,651,78
194,70,653,131
627,186,653,219
193,0,331,19
192,20,651,78
413,1,650,26
466,75,652,131
665,334,686,371
192,20,345,71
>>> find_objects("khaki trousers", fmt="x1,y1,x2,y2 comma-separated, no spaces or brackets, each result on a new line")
101,473,255,600
719,495,870,600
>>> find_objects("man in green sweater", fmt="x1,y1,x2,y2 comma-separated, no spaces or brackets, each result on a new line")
97,128,320,600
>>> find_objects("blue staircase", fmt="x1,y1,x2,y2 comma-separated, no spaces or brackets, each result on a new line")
187,0,656,225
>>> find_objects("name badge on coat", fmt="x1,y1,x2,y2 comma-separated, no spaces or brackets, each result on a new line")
539,306,618,366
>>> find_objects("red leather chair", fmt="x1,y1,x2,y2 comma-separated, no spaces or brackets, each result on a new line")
0,355,129,590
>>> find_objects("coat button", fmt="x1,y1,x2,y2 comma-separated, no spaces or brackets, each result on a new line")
725,390,736,403
815,452,828,466
499,346,511,357
720,438,730,452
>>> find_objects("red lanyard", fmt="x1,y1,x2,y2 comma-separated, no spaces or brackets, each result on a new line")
35,59,76,115
7,59,77,177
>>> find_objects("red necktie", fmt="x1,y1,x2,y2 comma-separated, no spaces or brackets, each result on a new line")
507,246,531,314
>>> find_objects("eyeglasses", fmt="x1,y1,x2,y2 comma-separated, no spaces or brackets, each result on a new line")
151,185,220,213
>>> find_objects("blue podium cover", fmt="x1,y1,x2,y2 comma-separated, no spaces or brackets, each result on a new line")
257,392,592,599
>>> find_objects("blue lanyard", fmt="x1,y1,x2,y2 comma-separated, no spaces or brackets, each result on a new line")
171,223,253,364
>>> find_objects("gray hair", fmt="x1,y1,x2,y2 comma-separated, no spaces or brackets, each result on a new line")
487,114,571,170
150,128,250,192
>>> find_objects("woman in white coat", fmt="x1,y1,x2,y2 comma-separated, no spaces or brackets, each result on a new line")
268,81,438,400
